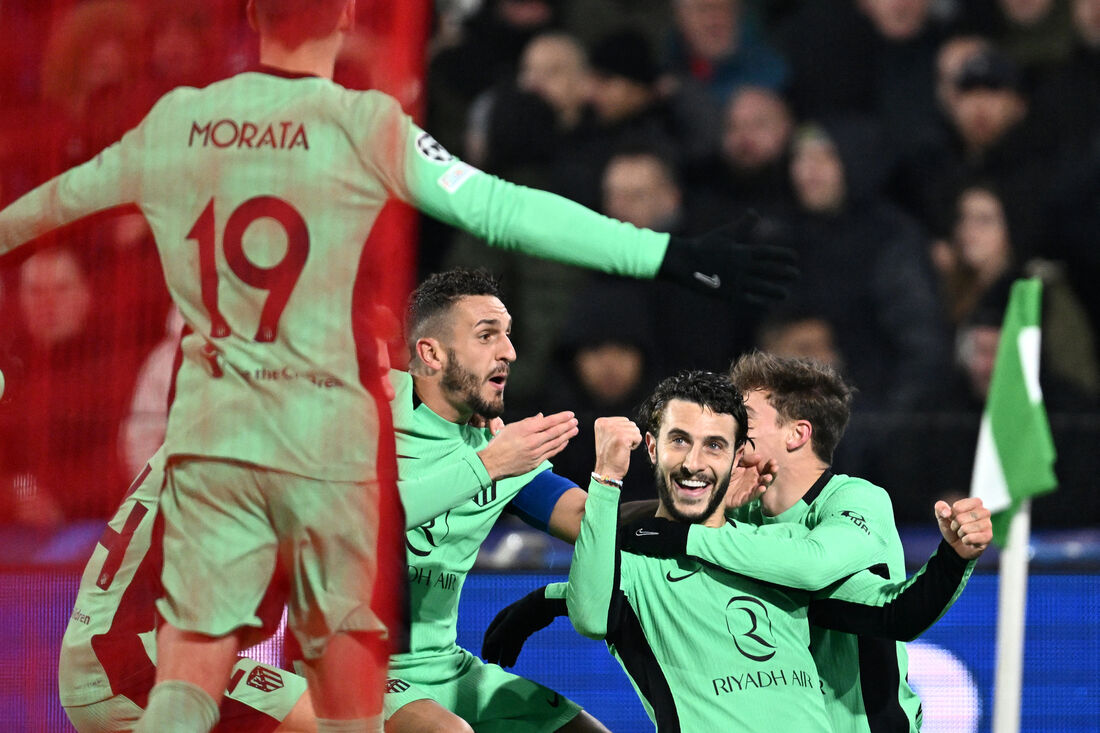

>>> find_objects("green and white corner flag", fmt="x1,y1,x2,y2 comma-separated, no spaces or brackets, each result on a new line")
969,278,1058,546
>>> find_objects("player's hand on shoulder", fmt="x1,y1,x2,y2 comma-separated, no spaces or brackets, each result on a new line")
934,497,993,560
593,417,641,481
477,411,578,480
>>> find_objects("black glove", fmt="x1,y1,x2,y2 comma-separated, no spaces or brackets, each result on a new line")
619,517,690,558
658,212,798,306
481,585,567,667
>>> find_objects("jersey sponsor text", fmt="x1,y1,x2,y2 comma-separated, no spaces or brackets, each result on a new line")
712,667,817,696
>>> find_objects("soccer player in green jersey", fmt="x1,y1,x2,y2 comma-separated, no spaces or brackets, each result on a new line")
383,269,615,732
566,371,834,731
551,370,993,732
619,353,993,732
0,0,797,728
59,449,314,732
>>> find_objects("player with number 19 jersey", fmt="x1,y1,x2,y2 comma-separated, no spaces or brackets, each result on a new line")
0,67,671,484
0,67,671,656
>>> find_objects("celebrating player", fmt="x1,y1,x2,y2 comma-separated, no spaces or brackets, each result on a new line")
485,370,992,729
0,0,797,730
383,269,612,732
619,353,993,732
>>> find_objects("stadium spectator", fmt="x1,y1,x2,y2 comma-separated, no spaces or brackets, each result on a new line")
755,307,844,371
665,0,789,158
0,247,139,526
598,143,757,374
777,0,948,158
542,281,659,502
938,182,1098,397
581,29,691,174
894,48,1049,250
427,0,563,157
687,84,796,227
772,119,950,414
936,182,1019,326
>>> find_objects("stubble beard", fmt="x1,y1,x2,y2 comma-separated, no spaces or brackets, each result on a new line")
654,459,732,525
441,349,504,418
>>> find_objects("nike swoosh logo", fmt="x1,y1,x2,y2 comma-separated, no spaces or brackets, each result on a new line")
635,529,659,537
547,692,561,707
666,568,701,583
693,271,721,289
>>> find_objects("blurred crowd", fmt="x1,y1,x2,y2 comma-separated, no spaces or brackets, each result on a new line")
1,0,1098,531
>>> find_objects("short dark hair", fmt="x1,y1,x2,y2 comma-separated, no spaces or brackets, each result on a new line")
252,0,348,47
637,370,748,449
729,351,852,463
406,267,502,348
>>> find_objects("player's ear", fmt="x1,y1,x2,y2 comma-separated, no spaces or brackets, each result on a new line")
415,337,444,372
786,419,812,452
645,432,658,466
246,0,260,32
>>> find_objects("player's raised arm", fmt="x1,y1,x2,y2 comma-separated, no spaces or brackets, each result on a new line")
0,120,146,256
391,118,797,305
566,417,640,640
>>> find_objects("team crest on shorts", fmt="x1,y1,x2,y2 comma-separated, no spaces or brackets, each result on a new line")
247,665,285,692
416,132,454,164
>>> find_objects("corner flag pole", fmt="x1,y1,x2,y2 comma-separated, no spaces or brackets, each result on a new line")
991,499,1030,733
969,279,1058,733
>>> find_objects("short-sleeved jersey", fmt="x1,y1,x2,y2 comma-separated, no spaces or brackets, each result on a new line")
0,68,669,481
388,370,567,661
691,471,923,733
566,479,830,732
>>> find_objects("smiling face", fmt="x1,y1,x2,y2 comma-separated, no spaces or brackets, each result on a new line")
438,295,516,418
647,399,740,525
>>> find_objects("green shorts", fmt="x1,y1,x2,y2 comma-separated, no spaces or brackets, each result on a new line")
63,657,307,732
384,648,581,732
157,457,385,659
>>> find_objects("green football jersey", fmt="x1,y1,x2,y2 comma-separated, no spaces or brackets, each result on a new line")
388,370,556,659
567,479,831,732
691,471,940,733
0,68,669,481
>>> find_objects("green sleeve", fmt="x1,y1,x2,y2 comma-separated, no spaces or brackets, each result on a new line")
566,478,621,640
808,539,976,641
0,123,143,257
397,446,492,529
544,582,568,600
402,126,669,279
686,484,895,590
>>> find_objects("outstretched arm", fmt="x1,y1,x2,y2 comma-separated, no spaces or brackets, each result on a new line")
398,122,796,305
0,122,143,256
810,498,992,639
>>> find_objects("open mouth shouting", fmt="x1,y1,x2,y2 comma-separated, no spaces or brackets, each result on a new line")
487,369,509,392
